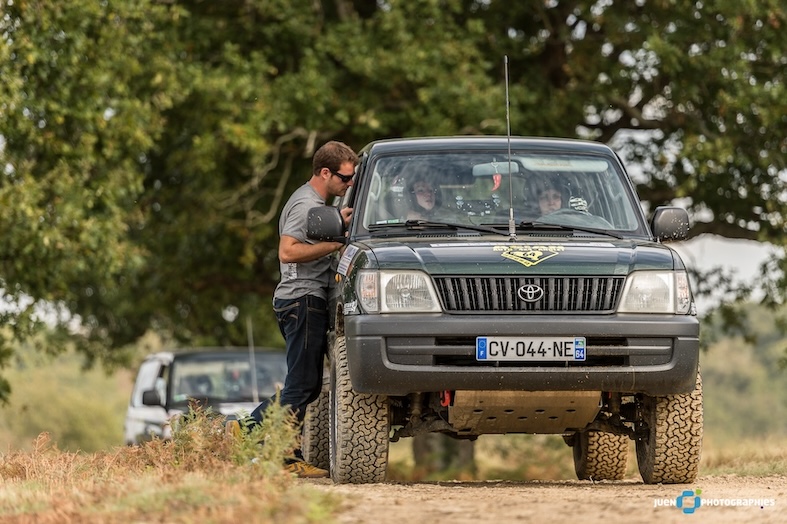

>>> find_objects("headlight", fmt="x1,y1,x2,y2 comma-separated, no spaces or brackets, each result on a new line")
356,270,442,313
618,271,692,314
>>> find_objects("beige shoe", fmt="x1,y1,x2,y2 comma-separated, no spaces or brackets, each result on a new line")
284,458,329,479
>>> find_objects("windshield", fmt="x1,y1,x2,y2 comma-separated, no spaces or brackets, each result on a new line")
359,151,644,234
169,352,286,405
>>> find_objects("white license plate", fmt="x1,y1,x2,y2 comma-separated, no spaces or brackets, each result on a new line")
476,336,587,361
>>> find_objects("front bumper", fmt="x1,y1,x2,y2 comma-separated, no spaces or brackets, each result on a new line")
344,313,699,396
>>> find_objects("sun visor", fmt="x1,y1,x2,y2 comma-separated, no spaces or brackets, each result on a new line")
518,157,610,172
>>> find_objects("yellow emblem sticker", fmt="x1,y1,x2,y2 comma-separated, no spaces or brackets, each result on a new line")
494,244,564,267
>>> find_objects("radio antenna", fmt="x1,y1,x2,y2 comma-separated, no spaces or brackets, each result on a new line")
505,56,516,241
246,315,259,404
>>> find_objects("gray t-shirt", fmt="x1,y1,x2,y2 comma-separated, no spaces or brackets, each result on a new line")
274,182,337,301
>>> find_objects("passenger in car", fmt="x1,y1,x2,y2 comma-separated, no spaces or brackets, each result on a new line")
535,177,589,217
537,181,564,215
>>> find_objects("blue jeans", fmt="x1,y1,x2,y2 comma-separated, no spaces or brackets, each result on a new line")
250,295,329,426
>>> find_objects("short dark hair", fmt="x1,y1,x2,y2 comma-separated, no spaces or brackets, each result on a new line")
538,175,565,193
535,176,565,197
313,141,359,175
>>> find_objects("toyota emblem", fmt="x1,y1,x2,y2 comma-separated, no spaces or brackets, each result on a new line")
517,284,544,303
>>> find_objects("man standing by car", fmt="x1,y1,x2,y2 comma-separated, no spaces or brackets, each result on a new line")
244,140,358,478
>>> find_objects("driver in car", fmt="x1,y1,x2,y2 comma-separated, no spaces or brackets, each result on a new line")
406,176,442,220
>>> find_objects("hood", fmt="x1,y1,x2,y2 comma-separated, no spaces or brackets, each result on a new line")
359,237,681,276
161,402,258,439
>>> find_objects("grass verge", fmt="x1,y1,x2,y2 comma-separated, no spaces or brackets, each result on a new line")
389,433,787,482
0,401,340,523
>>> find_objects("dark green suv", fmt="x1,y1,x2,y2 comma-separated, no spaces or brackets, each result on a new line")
304,136,701,485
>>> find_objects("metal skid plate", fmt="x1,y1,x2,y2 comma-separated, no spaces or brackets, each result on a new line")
448,390,602,435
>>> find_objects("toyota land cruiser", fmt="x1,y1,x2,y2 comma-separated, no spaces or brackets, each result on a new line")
304,136,702,485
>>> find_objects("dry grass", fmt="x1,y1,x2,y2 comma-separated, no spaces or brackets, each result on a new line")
0,402,340,523
700,435,787,477
389,433,787,482
3,401,785,522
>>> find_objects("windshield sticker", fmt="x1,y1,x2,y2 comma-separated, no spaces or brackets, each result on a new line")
337,244,359,276
494,244,564,267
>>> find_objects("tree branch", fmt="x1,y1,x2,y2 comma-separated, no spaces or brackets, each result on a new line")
217,128,311,224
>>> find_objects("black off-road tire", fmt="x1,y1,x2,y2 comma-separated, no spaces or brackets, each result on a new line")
636,370,703,484
573,431,629,481
330,336,390,484
302,376,330,471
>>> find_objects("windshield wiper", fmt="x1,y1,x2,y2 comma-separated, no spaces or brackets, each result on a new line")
404,220,507,235
369,220,506,236
518,221,625,239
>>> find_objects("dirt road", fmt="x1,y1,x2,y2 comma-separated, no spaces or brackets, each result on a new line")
312,475,785,524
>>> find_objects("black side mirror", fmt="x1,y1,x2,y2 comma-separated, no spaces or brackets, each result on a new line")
307,206,346,242
142,389,163,406
650,206,690,242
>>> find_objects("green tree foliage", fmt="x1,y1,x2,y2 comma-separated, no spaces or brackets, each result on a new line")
0,1,785,398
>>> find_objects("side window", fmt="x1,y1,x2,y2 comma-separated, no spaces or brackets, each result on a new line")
336,152,366,211
337,189,353,210
131,360,163,406
362,160,407,226
154,376,167,404
596,170,640,230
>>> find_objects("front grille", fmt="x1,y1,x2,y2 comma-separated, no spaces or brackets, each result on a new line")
434,276,624,313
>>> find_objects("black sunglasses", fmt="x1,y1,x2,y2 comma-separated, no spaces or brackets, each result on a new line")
329,169,355,184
